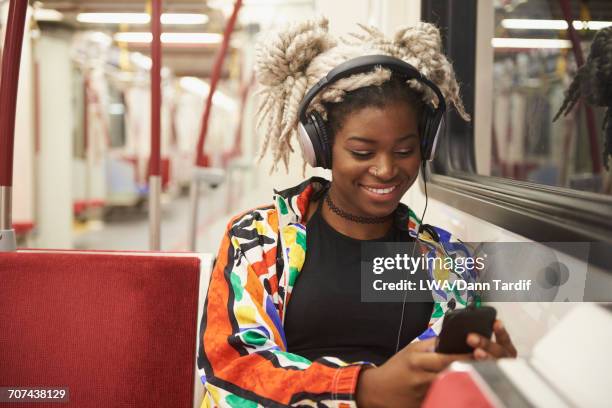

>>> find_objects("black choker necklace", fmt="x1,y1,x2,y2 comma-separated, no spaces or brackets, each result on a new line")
324,192,392,224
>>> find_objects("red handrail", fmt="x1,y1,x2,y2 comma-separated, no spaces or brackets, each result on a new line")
0,0,28,187
149,0,163,250
194,0,242,167
150,0,162,177
558,0,602,175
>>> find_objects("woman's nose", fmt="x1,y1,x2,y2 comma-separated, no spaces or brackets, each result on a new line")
370,155,398,180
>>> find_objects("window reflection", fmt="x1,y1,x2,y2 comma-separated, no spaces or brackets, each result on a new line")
486,0,611,195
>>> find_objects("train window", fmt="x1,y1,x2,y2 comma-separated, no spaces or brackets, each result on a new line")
421,0,612,266
425,0,611,195
487,0,609,195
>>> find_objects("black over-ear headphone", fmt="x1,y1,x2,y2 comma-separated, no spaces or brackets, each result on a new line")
296,55,447,169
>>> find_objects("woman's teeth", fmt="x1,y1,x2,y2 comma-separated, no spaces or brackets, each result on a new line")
362,185,397,195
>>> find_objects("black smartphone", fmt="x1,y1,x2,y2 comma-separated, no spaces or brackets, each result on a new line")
435,305,497,354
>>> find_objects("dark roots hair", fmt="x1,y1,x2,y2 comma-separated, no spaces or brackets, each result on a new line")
323,76,425,140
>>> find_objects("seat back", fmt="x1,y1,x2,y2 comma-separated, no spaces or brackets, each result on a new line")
0,251,201,407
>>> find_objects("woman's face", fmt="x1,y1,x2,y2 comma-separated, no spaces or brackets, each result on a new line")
330,100,421,218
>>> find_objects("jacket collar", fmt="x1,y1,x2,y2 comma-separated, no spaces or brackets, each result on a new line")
273,177,421,238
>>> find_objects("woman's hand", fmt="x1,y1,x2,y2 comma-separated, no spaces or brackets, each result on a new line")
356,338,472,408
467,319,517,360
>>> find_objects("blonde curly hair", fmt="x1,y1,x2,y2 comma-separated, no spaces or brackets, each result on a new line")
254,17,470,171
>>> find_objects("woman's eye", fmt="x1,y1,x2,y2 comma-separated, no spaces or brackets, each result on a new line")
395,150,414,157
350,151,373,159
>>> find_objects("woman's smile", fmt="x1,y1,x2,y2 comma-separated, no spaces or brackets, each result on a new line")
358,182,403,202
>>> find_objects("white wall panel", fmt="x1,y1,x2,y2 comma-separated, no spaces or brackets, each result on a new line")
35,31,74,248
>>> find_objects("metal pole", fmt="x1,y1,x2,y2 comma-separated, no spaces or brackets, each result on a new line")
188,178,200,252
149,175,162,250
0,188,11,230
149,0,162,250
0,0,29,252
0,187,16,251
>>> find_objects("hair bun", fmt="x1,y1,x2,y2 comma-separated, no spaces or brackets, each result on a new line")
393,22,442,55
394,22,470,120
255,17,335,87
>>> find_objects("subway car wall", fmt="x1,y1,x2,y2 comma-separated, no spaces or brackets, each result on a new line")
1,0,611,407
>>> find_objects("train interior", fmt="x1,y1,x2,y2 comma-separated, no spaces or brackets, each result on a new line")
1,0,611,406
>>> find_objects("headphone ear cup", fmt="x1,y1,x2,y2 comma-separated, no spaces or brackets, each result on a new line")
419,106,433,160
427,114,444,161
297,111,331,168
310,111,333,169
420,106,443,161
297,119,319,167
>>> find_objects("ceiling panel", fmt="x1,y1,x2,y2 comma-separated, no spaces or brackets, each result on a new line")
36,0,235,78
500,0,612,20
39,0,212,13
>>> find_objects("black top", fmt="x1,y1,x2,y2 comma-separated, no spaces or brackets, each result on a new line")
284,201,433,366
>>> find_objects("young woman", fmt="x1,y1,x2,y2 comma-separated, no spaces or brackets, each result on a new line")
197,19,516,408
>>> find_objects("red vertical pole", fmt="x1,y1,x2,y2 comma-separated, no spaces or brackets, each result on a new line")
558,0,602,174
0,0,28,251
0,0,28,188
194,0,242,167
151,0,162,178
149,0,162,250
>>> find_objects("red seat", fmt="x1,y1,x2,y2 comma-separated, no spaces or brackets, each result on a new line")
423,370,496,408
0,251,201,407
12,222,34,236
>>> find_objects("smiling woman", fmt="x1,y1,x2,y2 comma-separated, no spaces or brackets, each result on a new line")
196,17,516,408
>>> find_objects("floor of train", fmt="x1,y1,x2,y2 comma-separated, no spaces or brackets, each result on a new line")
73,178,265,255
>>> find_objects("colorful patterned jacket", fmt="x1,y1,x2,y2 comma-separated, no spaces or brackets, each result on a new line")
197,177,476,407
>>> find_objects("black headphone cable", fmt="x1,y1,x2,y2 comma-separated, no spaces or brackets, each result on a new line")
394,161,430,353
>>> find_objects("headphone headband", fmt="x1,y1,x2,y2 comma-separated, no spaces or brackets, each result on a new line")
297,54,446,122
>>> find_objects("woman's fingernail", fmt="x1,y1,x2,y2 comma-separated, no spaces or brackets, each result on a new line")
497,321,504,330
475,348,487,359
468,334,479,346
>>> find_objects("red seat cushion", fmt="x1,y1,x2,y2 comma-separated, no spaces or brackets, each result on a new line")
423,370,496,408
0,252,200,407
12,222,34,235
